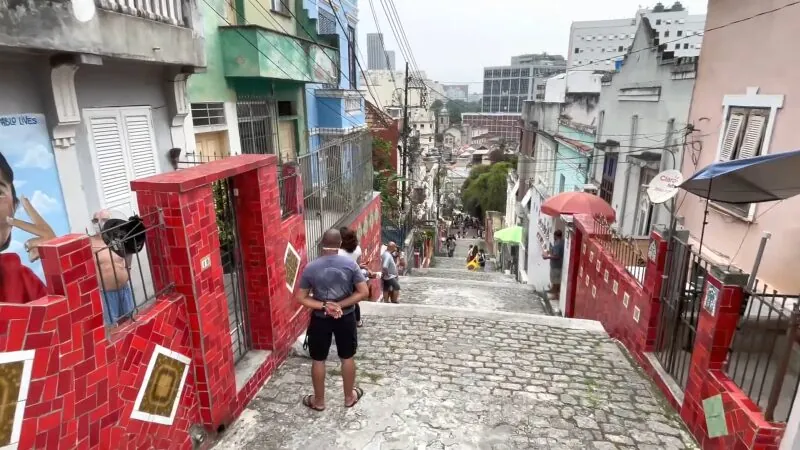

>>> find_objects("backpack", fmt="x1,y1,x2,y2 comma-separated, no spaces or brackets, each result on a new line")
478,254,486,266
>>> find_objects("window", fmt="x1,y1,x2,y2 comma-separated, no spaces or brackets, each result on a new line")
317,9,336,35
271,0,289,15
84,107,159,210
666,19,672,24
558,174,566,193
618,45,624,52
520,68,530,77
345,97,360,112
684,43,689,49
675,44,680,49
348,26,357,89
677,30,683,37
717,108,770,216
664,30,670,38
501,69,511,77
420,124,425,129
574,47,580,54
656,19,662,25
277,119,297,162
191,102,226,126
600,152,617,203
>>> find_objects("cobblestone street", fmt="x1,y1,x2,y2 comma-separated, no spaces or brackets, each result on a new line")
212,239,696,450
214,305,695,449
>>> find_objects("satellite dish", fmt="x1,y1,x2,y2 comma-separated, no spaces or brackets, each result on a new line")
71,0,96,22
647,169,683,204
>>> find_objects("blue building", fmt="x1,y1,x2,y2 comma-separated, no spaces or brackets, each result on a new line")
553,124,594,194
303,0,367,151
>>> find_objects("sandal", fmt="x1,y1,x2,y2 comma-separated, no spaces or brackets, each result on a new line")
357,319,364,328
346,387,364,408
302,395,325,412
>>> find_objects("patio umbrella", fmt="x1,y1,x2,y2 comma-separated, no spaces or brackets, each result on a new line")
541,191,616,222
679,149,800,204
494,225,523,244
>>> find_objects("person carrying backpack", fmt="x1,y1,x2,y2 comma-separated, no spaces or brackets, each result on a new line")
478,249,486,271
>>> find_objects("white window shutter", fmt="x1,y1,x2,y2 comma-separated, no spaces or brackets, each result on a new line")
720,112,745,161
738,114,767,160
86,113,131,209
122,109,159,179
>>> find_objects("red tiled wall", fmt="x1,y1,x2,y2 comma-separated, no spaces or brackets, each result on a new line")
568,214,787,450
345,194,383,300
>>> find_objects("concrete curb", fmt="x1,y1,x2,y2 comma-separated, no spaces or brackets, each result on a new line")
360,302,606,333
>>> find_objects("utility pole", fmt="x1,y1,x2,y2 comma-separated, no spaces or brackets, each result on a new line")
400,62,410,212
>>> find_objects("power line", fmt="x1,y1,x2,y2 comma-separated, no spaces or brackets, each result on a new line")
384,0,421,74
367,0,398,90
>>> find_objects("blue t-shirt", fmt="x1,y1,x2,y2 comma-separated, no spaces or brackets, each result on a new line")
299,254,367,317
550,239,564,270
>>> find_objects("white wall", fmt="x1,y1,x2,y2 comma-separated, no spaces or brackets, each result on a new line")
526,187,555,292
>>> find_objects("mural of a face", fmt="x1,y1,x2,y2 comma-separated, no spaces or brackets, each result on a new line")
0,152,18,251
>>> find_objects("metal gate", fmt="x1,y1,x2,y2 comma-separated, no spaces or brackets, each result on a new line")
213,177,252,363
236,96,277,156
653,235,711,390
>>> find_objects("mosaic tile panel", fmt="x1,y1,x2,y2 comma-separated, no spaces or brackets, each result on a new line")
0,350,34,448
131,345,190,426
284,243,301,292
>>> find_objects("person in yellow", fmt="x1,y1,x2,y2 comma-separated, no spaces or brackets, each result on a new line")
465,246,479,271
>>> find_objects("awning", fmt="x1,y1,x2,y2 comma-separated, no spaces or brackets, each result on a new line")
494,225,523,245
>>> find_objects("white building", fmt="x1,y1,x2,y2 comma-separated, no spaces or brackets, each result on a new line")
361,70,443,112
409,108,435,152
568,2,705,71
483,53,567,113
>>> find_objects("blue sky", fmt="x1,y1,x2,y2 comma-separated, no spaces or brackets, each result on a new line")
0,113,70,280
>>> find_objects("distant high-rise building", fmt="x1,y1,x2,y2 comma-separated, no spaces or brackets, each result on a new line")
385,50,396,71
568,3,705,71
443,84,469,101
367,33,390,70
482,53,566,113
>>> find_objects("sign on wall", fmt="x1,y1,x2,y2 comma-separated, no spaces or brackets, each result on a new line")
0,114,70,302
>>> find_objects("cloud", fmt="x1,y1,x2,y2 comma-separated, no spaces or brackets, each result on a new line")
15,144,54,170
28,190,60,215
7,240,24,253
13,180,27,189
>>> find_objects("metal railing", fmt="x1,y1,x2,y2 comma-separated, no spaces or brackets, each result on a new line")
593,216,648,285
94,209,173,327
95,0,188,26
725,280,800,422
299,131,374,260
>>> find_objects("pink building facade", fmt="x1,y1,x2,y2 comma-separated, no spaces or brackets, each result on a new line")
678,0,800,293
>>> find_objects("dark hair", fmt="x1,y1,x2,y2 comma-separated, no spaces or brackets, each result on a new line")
0,152,19,252
554,230,563,238
339,227,359,253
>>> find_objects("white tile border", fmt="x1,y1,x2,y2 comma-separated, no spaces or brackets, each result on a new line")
0,349,35,449
284,243,301,293
633,306,641,323
612,280,619,295
622,292,630,308
131,344,191,426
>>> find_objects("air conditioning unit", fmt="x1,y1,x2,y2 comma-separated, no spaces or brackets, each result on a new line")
582,184,599,194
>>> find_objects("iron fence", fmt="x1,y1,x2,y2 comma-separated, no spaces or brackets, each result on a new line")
94,209,173,327
593,216,648,285
654,235,711,391
725,280,800,422
299,131,374,260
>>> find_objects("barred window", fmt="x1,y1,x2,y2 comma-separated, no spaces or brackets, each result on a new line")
318,9,336,35
191,103,225,126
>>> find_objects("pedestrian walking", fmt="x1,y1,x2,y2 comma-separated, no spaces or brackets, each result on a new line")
338,227,379,327
478,248,487,271
382,242,401,303
543,230,565,298
295,229,369,411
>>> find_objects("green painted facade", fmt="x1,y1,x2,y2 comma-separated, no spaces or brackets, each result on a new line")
187,0,236,102
220,26,338,84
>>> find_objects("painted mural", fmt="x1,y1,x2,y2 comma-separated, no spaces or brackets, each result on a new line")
0,113,70,303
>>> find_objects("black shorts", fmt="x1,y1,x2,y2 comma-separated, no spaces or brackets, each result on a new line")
307,312,358,361
382,278,401,292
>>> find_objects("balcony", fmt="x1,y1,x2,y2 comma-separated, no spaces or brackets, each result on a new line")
0,0,204,67
220,25,339,84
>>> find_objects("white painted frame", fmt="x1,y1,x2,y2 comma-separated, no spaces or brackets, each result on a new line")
713,87,784,221
284,243,301,292
130,344,191,426
0,350,35,450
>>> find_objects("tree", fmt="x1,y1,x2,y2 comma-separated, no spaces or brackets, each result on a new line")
445,100,481,125
372,137,401,219
460,163,512,219
430,99,444,115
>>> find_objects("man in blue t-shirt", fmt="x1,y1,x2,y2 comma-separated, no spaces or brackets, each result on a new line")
543,230,565,298
295,229,369,411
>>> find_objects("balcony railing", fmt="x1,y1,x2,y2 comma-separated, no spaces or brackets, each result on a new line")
95,0,188,27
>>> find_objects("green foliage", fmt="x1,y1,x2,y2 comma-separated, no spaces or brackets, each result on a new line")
372,137,400,219
461,163,512,219
430,99,444,114
445,100,481,125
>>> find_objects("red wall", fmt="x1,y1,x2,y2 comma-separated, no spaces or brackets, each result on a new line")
0,155,381,449
567,215,786,449
346,194,383,300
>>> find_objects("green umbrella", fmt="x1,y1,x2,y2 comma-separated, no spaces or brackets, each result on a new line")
494,225,523,245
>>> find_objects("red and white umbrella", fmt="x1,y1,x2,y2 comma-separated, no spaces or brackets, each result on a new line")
541,191,616,222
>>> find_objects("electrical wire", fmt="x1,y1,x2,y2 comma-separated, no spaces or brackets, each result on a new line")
366,0,399,90
728,200,785,265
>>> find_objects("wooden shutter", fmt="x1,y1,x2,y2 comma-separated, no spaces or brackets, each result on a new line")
720,112,745,161
122,109,159,179
86,112,131,209
278,120,297,162
738,112,767,160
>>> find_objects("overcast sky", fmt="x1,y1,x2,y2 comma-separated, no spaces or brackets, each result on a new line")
357,0,708,92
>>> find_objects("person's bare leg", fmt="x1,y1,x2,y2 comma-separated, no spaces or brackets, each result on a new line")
311,360,326,408
341,357,357,405
391,290,400,304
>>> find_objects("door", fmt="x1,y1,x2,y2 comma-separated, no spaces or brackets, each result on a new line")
634,169,657,236
559,223,573,316
195,130,229,160
213,177,251,363
84,107,160,310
